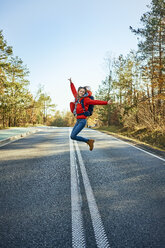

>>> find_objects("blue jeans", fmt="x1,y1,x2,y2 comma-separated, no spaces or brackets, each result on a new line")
70,119,89,143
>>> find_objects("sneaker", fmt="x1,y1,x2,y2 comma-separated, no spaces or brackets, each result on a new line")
87,139,95,151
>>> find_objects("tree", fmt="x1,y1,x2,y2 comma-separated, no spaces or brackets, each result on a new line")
4,56,30,126
0,31,57,128
0,30,13,126
95,56,116,126
0,30,12,94
33,85,56,125
130,0,165,124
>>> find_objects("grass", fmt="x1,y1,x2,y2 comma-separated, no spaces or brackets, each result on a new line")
0,126,10,130
94,125,165,151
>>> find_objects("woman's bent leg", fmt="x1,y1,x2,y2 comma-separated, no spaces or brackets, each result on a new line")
70,119,88,142
71,119,79,133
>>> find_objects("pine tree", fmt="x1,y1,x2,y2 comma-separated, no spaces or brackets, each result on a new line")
130,0,165,124
0,30,12,93
0,30,13,126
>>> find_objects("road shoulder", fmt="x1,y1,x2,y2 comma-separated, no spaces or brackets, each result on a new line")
93,128,165,160
0,127,39,147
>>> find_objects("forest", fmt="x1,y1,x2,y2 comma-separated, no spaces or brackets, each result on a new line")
92,0,165,149
0,32,56,128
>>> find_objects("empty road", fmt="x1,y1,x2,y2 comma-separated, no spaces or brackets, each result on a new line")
0,127,165,248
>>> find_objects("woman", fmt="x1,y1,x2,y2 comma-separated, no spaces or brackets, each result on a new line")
69,78,111,151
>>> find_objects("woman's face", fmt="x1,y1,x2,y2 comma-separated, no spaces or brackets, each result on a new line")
78,88,86,97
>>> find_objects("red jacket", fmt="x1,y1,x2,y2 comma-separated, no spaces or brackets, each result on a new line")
70,82,108,119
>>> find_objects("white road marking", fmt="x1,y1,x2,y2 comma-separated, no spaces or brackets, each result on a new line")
0,140,16,148
69,130,86,248
74,141,110,248
111,136,165,163
94,129,165,163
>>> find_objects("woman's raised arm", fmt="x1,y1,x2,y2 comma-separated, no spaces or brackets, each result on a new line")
68,78,77,98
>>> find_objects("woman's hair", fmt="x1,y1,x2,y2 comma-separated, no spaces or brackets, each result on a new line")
78,86,91,92
77,86,91,98
78,86,87,93
84,86,91,91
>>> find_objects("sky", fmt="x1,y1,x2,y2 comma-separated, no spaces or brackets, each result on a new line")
0,0,151,112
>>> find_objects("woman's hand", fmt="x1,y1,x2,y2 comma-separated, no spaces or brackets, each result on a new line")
68,78,72,83
107,99,112,105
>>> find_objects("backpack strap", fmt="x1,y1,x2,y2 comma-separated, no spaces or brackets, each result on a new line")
80,98,86,112
77,112,90,116
75,98,90,116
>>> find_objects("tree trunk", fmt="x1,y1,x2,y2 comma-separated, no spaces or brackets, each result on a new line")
151,45,156,122
8,116,11,127
157,22,163,111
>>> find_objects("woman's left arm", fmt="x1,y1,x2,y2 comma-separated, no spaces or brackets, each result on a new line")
85,97,110,105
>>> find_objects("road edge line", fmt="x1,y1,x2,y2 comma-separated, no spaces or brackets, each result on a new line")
110,135,165,162
94,130,165,163
0,129,39,148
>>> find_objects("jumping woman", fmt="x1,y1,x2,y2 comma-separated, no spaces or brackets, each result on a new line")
69,78,111,151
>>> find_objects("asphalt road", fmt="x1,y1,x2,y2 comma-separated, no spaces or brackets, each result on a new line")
0,127,165,248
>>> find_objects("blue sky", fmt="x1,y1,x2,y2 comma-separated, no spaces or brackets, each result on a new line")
0,0,151,111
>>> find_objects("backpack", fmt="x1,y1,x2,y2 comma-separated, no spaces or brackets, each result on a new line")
79,96,94,116
70,95,94,117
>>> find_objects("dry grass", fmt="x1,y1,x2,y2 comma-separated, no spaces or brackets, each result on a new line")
94,125,165,151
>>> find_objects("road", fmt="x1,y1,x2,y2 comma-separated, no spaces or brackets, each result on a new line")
0,127,165,248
